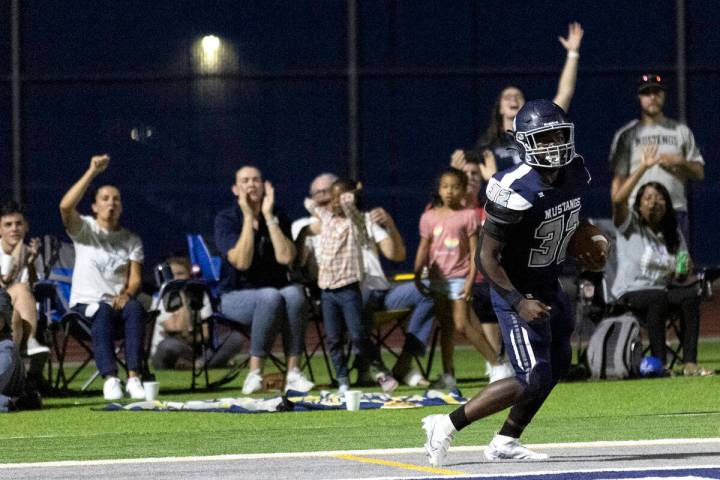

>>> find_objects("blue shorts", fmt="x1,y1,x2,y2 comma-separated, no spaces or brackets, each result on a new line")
429,278,466,301
490,288,574,385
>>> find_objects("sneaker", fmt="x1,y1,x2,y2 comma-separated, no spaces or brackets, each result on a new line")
403,369,430,387
125,377,146,400
103,376,123,401
285,368,314,393
26,337,50,357
484,433,548,460
422,414,455,467
489,362,515,383
376,372,398,393
242,369,263,395
337,376,350,394
429,373,456,390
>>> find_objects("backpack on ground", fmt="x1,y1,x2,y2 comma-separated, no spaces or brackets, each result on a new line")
586,313,642,380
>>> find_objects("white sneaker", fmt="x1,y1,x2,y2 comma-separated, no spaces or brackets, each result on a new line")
429,373,456,390
285,368,314,393
422,414,456,467
103,376,123,401
125,377,146,400
489,362,515,383
403,369,430,387
337,377,350,395
485,433,549,460
242,369,263,395
376,372,399,393
26,337,50,357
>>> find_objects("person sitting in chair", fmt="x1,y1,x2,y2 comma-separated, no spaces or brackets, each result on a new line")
611,145,711,376
150,256,244,370
59,154,149,400
214,166,314,394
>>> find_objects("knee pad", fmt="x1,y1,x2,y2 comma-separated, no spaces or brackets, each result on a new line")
526,361,552,396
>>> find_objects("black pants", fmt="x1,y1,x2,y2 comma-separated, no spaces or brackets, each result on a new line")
619,283,701,364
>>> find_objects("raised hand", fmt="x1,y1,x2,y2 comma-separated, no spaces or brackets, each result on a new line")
261,181,275,217
558,22,584,53
26,237,41,265
368,207,394,228
640,144,660,170
450,150,467,170
238,190,254,218
479,150,498,181
89,154,110,175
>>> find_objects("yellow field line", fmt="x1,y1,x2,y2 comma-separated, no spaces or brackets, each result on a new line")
333,453,464,475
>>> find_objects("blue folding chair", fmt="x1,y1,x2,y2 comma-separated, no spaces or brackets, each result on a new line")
185,233,288,386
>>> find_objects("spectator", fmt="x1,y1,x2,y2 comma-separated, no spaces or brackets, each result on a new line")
609,73,704,243
0,289,42,412
451,160,513,382
305,178,398,393
150,256,244,370
294,173,435,387
214,166,314,394
292,172,338,284
0,200,50,358
414,168,503,389
452,22,584,174
611,145,711,376
59,154,147,400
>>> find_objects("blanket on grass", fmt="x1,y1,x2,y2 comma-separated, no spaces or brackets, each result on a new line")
100,389,466,413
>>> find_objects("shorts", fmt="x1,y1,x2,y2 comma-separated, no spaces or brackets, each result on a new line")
490,287,574,382
429,278,466,301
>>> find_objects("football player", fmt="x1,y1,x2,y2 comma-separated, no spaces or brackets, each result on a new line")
422,100,606,465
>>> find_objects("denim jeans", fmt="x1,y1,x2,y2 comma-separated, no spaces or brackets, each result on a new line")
220,284,307,358
322,283,384,380
72,299,146,377
0,339,25,412
363,282,435,357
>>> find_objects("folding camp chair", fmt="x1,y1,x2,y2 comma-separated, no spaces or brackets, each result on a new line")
185,234,288,387
37,235,154,391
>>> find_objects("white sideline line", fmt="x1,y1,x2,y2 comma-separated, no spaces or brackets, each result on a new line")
2,437,720,469
342,463,720,480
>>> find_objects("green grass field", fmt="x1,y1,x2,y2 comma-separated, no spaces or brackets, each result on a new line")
1,341,719,464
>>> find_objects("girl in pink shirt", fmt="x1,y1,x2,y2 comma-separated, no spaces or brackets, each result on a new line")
414,168,500,387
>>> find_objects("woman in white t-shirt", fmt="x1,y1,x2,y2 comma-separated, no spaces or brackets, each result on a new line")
59,154,149,400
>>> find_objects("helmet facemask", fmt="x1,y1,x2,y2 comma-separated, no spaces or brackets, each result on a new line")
515,123,575,168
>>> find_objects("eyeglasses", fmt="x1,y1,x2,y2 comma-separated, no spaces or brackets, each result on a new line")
311,188,330,197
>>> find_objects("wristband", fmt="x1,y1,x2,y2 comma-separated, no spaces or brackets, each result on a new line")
567,51,579,59
265,216,279,226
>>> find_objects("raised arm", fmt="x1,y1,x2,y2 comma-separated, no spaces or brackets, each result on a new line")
369,208,406,263
553,22,584,112
261,181,296,265
59,154,109,235
226,191,256,270
611,144,659,227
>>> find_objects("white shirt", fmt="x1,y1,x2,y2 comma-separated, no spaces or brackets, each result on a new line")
149,291,213,356
0,242,29,284
68,215,144,306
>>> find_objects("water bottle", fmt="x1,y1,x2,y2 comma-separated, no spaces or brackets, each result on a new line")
675,251,689,277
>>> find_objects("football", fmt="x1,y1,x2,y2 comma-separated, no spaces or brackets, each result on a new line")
567,222,608,271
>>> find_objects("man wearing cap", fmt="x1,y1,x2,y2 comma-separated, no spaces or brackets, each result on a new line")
609,73,704,241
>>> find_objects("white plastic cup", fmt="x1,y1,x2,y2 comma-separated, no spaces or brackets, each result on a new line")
0,255,14,276
143,381,160,402
345,390,361,411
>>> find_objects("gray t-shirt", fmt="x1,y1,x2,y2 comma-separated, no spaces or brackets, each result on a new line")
609,118,704,212
611,210,687,300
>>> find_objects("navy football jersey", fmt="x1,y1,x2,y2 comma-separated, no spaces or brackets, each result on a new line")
485,156,591,298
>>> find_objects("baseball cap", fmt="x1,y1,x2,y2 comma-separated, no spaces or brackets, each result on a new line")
637,73,665,94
